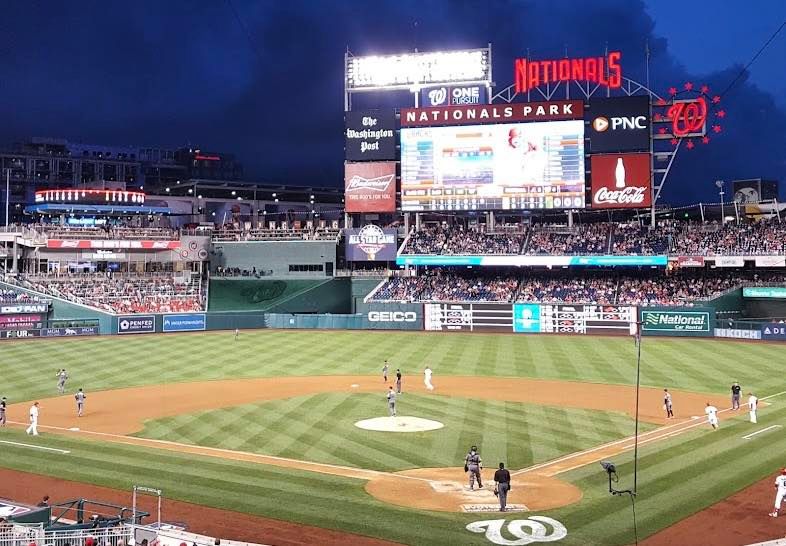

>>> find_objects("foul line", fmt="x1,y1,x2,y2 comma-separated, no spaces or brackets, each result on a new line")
742,425,782,440
0,439,70,454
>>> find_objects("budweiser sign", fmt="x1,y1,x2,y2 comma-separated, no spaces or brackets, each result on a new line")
590,153,652,209
344,161,396,213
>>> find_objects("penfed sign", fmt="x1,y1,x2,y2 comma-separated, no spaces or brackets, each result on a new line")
641,310,711,335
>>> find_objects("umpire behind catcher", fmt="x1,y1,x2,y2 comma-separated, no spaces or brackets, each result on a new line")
494,462,512,512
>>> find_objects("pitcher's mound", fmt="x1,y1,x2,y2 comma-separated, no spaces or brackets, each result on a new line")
355,416,444,432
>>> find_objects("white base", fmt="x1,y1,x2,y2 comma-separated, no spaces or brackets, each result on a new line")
354,416,444,432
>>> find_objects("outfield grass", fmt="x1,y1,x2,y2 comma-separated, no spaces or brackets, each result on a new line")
0,330,784,545
137,393,654,471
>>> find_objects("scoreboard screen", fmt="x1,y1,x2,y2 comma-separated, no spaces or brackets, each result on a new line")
540,304,636,335
424,303,513,332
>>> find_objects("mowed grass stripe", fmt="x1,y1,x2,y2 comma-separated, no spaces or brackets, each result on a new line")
135,393,652,472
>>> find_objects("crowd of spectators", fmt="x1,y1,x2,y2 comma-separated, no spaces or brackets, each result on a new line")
18,273,204,314
213,266,273,277
371,269,786,306
399,219,786,256
0,289,47,304
525,224,610,255
34,224,177,240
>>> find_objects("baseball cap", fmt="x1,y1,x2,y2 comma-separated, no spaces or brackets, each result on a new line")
781,468,786,474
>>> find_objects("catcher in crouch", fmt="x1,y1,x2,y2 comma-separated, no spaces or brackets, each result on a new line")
464,445,483,490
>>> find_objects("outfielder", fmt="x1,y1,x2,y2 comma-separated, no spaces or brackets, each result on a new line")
75,388,87,417
705,402,719,429
464,445,483,490
387,386,396,417
26,402,39,436
382,361,389,382
234,328,239,341
56,369,69,394
770,468,786,517
423,366,434,391
748,392,758,424
0,396,6,427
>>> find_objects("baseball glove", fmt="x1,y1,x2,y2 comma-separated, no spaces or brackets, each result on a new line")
493,488,499,496
464,465,469,472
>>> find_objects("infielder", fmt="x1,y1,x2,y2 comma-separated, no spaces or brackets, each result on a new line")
423,366,434,391
770,468,786,517
731,382,741,410
663,389,674,419
0,396,6,427
75,388,87,417
395,369,402,394
382,361,389,383
748,392,758,424
56,369,69,394
26,402,39,436
386,386,396,417
705,402,719,429
464,445,483,490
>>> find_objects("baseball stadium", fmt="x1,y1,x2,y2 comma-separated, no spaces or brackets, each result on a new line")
1,40,786,546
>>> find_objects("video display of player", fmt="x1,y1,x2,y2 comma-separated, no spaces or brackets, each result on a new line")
401,120,585,211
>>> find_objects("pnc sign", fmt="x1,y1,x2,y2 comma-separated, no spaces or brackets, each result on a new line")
515,52,622,94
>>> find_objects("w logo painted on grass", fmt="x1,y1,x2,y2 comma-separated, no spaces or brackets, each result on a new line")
466,517,567,545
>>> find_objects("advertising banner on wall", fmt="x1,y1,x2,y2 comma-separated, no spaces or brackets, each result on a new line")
714,328,762,340
397,254,668,267
358,302,423,331
754,256,786,268
0,304,48,314
0,314,43,330
344,162,397,213
743,287,786,299
761,323,786,340
345,110,396,161
345,225,398,261
588,96,651,153
47,240,180,250
513,303,541,333
420,85,488,108
640,307,714,337
715,256,745,268
162,313,206,332
590,153,652,209
117,315,155,334
401,120,586,211
676,256,705,267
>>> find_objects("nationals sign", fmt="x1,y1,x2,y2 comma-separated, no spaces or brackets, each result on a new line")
344,162,396,213
47,240,181,250
590,153,652,209
400,100,583,127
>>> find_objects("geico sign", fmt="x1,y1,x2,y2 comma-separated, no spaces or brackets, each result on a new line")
593,115,648,132
368,311,417,322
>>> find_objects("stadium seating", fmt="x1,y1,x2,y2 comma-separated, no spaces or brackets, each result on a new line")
16,272,204,314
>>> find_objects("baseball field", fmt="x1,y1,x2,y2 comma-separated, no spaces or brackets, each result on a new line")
0,330,784,545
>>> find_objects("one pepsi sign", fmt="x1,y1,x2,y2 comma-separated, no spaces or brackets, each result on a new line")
420,85,488,107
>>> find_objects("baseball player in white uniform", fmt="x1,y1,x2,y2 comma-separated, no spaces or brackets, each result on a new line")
705,403,719,429
769,469,786,517
26,402,40,436
748,392,758,424
423,366,434,391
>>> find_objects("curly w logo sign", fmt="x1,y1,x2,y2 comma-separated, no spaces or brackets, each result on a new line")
466,517,567,545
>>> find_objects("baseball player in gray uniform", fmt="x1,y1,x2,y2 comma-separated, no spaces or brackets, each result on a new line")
387,386,397,417
56,369,69,394
75,388,87,417
465,445,483,490
0,397,6,427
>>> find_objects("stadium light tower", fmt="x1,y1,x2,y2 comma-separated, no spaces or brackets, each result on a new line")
715,180,725,223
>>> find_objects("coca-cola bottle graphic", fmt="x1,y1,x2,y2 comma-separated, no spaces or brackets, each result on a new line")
615,157,626,189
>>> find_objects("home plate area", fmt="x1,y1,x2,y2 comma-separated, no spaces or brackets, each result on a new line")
430,481,528,512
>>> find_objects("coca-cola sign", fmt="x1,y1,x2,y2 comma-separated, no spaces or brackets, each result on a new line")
590,153,652,209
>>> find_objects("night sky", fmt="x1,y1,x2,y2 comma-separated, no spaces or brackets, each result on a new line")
1,1,784,204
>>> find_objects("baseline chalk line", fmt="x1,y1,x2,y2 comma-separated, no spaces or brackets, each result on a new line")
742,425,782,440
0,439,70,454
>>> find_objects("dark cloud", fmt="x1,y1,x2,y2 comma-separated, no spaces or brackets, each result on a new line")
0,0,783,202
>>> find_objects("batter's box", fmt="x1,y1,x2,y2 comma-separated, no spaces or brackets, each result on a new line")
461,503,528,513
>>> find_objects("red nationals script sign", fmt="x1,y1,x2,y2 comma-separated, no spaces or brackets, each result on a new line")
590,153,652,209
344,162,397,213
